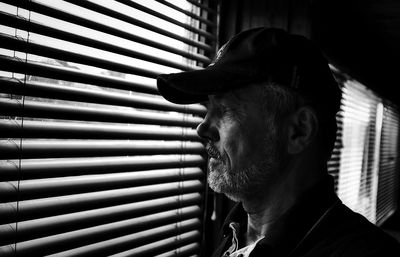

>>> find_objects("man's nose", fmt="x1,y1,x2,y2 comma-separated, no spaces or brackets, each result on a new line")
196,117,220,142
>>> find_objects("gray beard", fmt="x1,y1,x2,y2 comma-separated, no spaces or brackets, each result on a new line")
207,135,281,202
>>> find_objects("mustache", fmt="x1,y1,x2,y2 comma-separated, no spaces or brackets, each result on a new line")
206,143,222,160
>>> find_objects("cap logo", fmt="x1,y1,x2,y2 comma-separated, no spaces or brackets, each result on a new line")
208,43,228,67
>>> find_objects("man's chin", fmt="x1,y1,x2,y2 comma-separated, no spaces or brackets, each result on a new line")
207,172,223,193
207,172,243,202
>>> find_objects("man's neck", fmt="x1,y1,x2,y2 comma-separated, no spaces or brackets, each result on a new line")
240,161,325,246
242,181,297,246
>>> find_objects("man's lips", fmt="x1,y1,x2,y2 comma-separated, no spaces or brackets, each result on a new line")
206,143,222,160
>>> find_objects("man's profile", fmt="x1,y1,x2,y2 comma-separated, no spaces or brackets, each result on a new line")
157,27,400,257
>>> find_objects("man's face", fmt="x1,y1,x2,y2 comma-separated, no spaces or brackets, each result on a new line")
197,85,285,202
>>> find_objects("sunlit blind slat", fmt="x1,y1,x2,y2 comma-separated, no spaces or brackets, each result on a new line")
108,233,201,257
154,0,215,27
0,77,206,114
0,120,201,140
1,0,212,63
0,54,159,93
0,98,203,127
0,0,218,256
0,10,209,66
153,242,200,257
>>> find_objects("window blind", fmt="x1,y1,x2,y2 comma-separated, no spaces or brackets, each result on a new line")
330,67,400,225
376,102,400,225
0,0,218,256
327,70,345,193
335,79,381,223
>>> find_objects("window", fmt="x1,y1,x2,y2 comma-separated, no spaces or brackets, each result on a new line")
0,0,218,256
329,67,400,225
376,101,400,225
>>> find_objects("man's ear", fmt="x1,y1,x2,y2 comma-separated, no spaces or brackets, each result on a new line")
287,106,319,154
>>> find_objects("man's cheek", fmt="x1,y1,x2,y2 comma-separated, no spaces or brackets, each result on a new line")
208,157,224,172
224,135,243,168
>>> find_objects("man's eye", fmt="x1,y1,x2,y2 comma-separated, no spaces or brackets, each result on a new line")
220,105,234,116
220,105,229,113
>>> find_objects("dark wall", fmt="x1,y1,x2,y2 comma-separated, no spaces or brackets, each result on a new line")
218,0,400,106
311,0,400,106
219,0,311,43
204,0,400,253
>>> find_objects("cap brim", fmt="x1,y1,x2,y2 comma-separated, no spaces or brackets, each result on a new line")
157,66,254,104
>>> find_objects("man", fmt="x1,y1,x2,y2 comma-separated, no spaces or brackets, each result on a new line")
157,27,400,256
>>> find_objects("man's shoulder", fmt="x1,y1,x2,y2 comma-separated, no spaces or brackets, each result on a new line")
303,202,400,257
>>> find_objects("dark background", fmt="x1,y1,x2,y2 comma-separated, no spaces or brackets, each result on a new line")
218,0,400,106
203,0,400,254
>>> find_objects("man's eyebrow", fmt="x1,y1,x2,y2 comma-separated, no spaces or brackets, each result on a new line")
206,92,243,109
205,95,221,108
212,94,225,100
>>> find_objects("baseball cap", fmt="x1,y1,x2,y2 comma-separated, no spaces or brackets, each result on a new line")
157,27,341,117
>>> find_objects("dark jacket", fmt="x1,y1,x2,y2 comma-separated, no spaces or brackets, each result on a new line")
211,176,400,257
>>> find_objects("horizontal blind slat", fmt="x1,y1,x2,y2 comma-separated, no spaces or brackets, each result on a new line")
60,0,214,51
111,232,201,257
0,55,158,94
153,242,200,257
1,0,214,53
0,120,200,140
0,98,202,127
0,77,206,115
1,180,203,223
187,0,216,15
66,222,201,257
0,33,163,78
101,0,215,40
0,10,211,64
1,168,204,201
0,193,201,227
154,0,215,26
0,205,201,245
1,155,205,180
0,218,201,257
0,140,205,159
